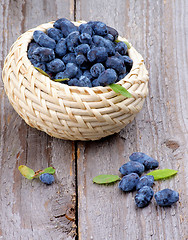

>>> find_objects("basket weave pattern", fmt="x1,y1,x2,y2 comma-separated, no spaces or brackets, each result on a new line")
2,21,149,141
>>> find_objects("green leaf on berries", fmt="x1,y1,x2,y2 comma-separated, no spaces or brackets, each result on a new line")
147,169,178,180
109,84,132,98
34,67,51,78
53,78,70,82
93,174,120,184
18,165,35,179
115,39,131,49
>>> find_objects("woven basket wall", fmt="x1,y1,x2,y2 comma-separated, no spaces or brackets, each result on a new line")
2,21,149,141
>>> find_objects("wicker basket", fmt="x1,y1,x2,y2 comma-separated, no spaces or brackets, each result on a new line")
2,21,149,141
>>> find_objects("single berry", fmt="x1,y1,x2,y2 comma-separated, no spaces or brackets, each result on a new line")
55,38,67,57
79,33,92,44
92,79,101,87
119,161,145,176
92,21,108,36
32,47,55,62
115,41,128,55
136,175,154,191
62,53,76,64
83,70,93,80
33,30,56,49
118,173,140,192
106,26,118,40
27,42,40,59
78,23,93,36
47,28,63,42
76,54,87,66
46,59,65,73
78,76,92,87
135,186,154,208
154,189,179,207
39,173,55,185
129,152,159,170
104,34,114,42
123,55,133,70
60,19,78,37
106,56,126,74
53,18,70,29
97,68,117,86
90,63,105,78
66,31,80,52
68,78,80,86
75,44,90,55
87,47,108,63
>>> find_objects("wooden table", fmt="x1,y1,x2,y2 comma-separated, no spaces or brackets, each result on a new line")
0,0,188,239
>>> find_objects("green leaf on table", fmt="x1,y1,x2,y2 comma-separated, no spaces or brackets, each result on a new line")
147,169,178,180
115,39,131,49
93,174,120,184
18,165,35,179
109,84,132,98
43,167,56,175
53,78,70,82
35,67,51,78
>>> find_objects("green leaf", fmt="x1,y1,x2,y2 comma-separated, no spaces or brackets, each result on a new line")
53,78,70,82
35,67,51,78
147,169,178,180
115,39,131,49
109,84,132,98
18,165,35,179
93,174,120,184
43,167,56,175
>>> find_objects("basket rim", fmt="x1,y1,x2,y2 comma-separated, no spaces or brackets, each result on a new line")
10,20,145,94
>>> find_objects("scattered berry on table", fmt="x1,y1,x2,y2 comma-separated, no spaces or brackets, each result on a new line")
39,173,55,185
135,186,154,208
118,173,140,192
136,175,154,191
154,189,179,206
28,18,134,87
119,161,145,176
129,152,159,170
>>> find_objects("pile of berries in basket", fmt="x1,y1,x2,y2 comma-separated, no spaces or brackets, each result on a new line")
27,18,133,87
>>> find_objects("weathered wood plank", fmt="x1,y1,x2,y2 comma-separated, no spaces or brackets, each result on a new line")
0,1,76,239
76,0,188,239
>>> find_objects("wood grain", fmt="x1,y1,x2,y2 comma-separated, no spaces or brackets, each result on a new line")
0,1,76,239
76,0,188,239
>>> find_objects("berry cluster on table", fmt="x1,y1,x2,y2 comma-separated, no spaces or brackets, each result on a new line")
27,18,133,87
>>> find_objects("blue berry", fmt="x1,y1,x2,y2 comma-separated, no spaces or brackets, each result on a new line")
90,63,105,78
135,186,154,208
104,34,114,42
55,71,67,80
118,173,140,192
66,31,80,52
65,63,78,78
62,53,76,64
115,41,128,55
136,175,154,191
78,76,92,87
75,44,90,55
39,173,55,185
106,26,118,40
122,55,133,69
76,54,87,65
92,79,101,87
87,47,108,63
33,30,56,49
92,36,115,55
32,47,55,62
106,56,126,74
53,18,70,29
92,21,108,36
55,38,67,57
47,28,63,42
60,19,78,37
78,23,93,36
32,61,46,72
27,42,40,59
98,68,117,86
129,152,159,170
46,59,65,73
119,161,145,176
117,72,128,81
154,189,179,207
83,70,93,80
79,33,92,44
68,78,80,86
